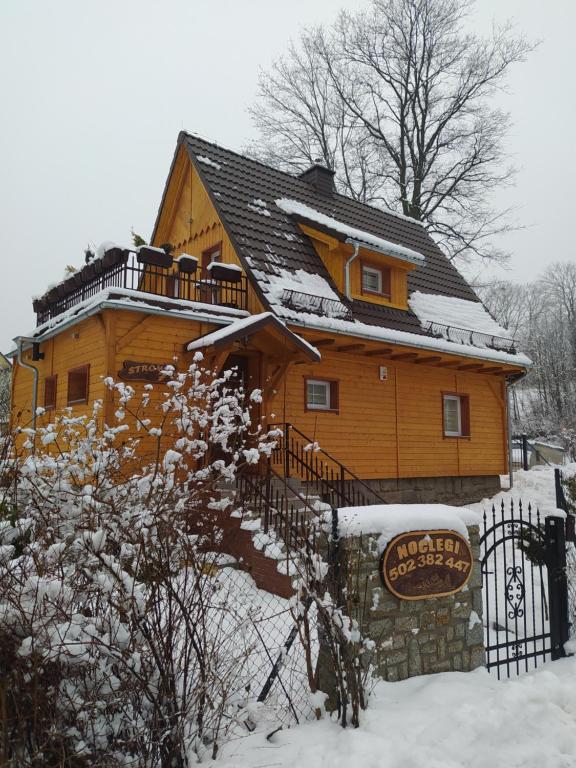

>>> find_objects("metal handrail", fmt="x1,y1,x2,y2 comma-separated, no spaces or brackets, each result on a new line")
268,422,387,508
36,254,248,324
236,463,321,552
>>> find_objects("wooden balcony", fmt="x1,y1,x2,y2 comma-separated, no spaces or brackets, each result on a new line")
34,251,248,326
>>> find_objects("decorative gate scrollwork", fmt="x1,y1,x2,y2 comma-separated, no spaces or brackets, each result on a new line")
480,500,569,679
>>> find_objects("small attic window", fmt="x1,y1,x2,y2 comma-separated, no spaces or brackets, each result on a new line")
361,263,391,298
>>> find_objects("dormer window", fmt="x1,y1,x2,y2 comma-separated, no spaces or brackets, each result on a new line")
361,263,391,298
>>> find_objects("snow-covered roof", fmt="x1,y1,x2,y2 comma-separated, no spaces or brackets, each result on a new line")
19,288,249,349
275,198,425,265
187,312,321,361
269,302,531,368
409,292,510,338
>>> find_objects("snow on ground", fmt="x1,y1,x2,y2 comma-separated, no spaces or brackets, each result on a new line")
218,464,576,766
468,463,576,520
219,658,576,768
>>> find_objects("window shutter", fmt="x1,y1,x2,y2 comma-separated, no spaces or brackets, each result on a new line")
44,375,57,410
461,395,471,436
382,267,392,297
329,381,339,410
67,365,90,405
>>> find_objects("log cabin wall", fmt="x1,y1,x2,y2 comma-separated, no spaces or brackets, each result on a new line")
266,348,508,481
151,148,264,316
11,315,106,431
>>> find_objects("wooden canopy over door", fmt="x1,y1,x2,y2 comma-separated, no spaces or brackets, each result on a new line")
185,312,321,407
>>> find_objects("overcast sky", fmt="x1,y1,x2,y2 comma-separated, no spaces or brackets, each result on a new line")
0,0,574,353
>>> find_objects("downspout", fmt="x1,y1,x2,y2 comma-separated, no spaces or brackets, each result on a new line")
506,370,529,490
14,337,40,430
344,240,361,300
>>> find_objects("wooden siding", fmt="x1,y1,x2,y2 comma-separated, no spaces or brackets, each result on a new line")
11,307,509,479
11,315,107,429
266,350,508,479
298,225,413,310
152,146,264,315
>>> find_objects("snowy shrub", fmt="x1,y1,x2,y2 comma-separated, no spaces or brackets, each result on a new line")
0,357,280,766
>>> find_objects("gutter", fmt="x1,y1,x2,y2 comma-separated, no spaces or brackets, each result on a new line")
14,336,40,430
344,240,360,300
283,313,532,370
17,297,248,349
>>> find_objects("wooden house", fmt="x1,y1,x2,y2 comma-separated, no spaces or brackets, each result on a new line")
8,132,530,505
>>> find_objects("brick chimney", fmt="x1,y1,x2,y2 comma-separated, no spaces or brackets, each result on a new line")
299,159,336,196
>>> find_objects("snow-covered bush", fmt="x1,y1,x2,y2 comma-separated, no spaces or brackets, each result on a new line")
0,357,280,766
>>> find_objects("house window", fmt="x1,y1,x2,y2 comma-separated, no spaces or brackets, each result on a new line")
305,378,338,412
361,264,391,297
44,375,57,410
201,243,222,278
67,365,90,405
443,394,470,437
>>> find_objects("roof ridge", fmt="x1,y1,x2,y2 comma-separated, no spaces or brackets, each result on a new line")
180,130,426,230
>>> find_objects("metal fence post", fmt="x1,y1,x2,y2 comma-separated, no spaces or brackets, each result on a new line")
545,515,569,661
284,422,290,479
264,459,272,533
555,468,567,512
522,434,529,471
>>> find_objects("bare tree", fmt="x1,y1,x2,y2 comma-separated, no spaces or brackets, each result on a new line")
476,279,529,338
250,0,535,264
541,261,576,366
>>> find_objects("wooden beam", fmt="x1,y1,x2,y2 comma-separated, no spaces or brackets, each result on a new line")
457,363,485,371
115,316,156,354
263,361,290,399
390,352,419,361
436,360,460,368
478,366,504,374
299,223,340,251
336,343,366,352
414,355,442,365
364,348,394,357
309,338,335,347
205,349,231,374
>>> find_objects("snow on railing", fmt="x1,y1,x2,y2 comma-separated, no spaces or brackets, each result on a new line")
281,288,353,320
424,320,517,354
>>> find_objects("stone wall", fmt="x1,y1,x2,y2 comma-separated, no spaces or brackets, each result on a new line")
350,475,501,506
343,525,485,681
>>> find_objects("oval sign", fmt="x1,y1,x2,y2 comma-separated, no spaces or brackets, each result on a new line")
380,529,473,601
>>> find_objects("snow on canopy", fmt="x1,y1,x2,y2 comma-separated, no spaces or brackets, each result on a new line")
333,503,481,551
186,311,320,359
409,291,510,338
275,199,426,265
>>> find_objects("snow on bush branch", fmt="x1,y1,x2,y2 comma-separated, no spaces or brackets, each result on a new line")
0,356,281,766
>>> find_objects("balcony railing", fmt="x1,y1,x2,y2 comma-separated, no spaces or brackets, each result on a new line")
34,252,248,326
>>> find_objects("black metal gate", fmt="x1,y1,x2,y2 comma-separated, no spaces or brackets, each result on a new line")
480,500,570,679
